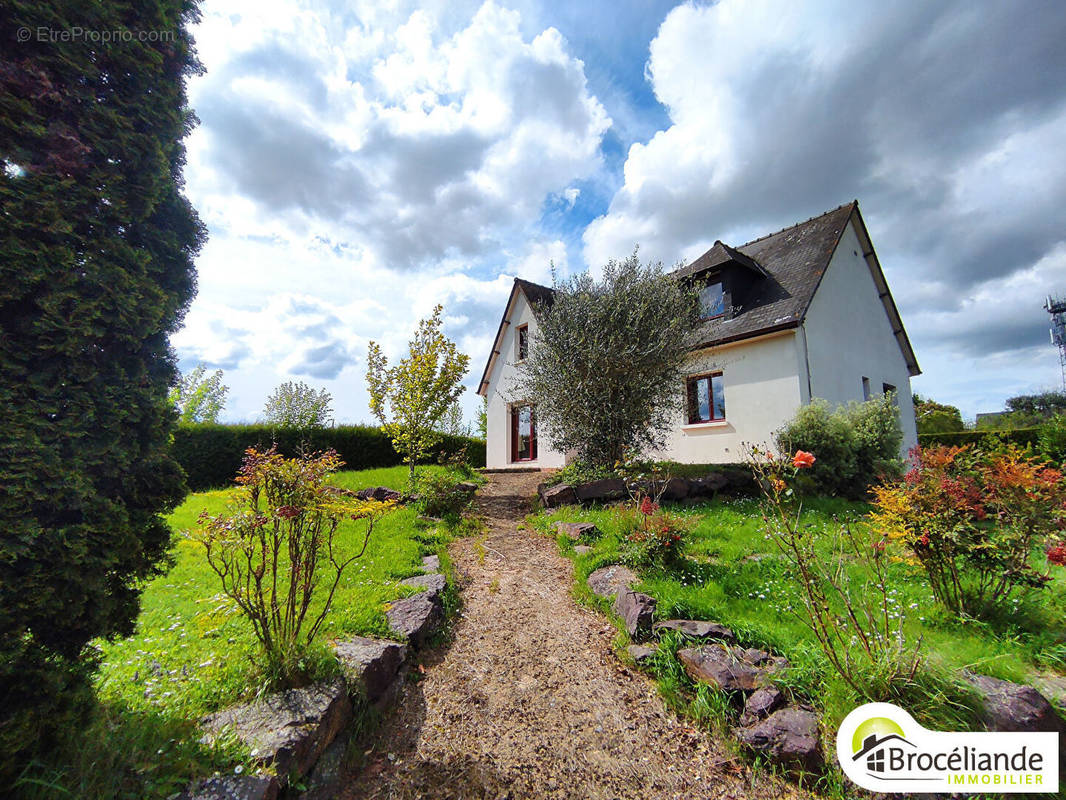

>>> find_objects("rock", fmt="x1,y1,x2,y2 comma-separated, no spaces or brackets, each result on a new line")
964,673,1066,736
739,687,786,726
421,554,440,573
180,775,280,800
652,619,736,643
354,486,402,502
332,636,407,705
677,646,763,692
540,483,578,508
200,679,351,783
456,482,479,494
614,590,656,638
298,731,348,800
574,478,627,503
573,545,592,556
734,707,822,772
401,572,447,602
659,477,689,501
554,522,600,541
627,644,658,666
688,473,729,496
587,565,639,599
738,647,772,665
386,593,442,647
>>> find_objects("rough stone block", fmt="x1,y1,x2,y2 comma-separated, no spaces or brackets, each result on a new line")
734,707,822,773
200,679,351,783
739,687,786,726
677,646,763,693
420,554,440,573
181,775,280,800
386,592,442,647
587,564,638,599
614,590,656,638
627,644,657,666
554,522,600,541
574,478,627,503
652,619,736,643
401,572,447,602
541,483,578,508
332,636,407,704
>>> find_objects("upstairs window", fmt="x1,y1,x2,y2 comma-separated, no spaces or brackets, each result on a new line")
699,281,725,319
516,324,528,361
686,372,725,423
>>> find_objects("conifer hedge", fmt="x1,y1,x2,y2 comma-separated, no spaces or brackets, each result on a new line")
172,425,486,491
0,0,204,772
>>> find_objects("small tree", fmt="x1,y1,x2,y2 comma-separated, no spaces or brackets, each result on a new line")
913,394,964,435
366,305,470,486
513,253,700,466
169,364,228,423
193,447,393,683
436,400,470,437
263,381,333,428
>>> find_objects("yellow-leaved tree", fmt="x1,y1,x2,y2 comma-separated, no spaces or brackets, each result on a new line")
366,305,470,487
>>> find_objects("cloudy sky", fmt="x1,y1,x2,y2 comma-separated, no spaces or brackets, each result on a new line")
173,0,1066,425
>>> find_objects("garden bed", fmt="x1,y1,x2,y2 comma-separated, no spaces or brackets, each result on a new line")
531,495,1066,790
17,466,468,800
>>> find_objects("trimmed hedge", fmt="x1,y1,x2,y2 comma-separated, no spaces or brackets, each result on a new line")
917,429,1040,449
172,424,486,491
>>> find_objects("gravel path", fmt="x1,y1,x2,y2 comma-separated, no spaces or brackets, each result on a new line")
342,471,804,799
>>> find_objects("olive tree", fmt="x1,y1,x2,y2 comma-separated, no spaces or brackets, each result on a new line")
513,253,700,466
366,305,470,486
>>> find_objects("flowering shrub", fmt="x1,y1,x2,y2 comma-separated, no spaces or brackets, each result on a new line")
869,444,1066,617
615,494,691,569
750,446,923,698
193,447,394,684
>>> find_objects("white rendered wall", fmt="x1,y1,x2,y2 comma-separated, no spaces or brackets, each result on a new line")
801,221,919,456
655,331,807,464
482,290,568,470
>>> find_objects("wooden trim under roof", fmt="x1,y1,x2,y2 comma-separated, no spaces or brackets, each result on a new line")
476,278,554,396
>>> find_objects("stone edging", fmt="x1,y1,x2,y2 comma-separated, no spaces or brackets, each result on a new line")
179,553,447,800
583,561,1066,778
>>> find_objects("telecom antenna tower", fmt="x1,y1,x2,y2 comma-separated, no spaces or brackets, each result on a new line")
1046,295,1066,390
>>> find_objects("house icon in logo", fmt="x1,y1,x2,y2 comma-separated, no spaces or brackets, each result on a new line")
851,717,916,774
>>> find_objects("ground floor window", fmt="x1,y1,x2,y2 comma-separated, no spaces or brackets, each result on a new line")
686,372,725,423
510,404,537,462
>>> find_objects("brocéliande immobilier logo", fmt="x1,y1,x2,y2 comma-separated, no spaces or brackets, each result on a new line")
837,703,1059,793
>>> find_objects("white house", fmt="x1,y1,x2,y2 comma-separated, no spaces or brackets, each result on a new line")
477,201,920,470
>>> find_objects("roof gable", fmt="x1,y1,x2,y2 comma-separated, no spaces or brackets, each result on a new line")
476,278,554,396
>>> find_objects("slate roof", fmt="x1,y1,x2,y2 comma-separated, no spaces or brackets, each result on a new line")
477,201,919,395
686,201,857,349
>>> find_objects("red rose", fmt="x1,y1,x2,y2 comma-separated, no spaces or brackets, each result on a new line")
792,450,816,469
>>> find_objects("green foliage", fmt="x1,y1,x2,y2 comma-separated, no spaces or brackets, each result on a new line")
775,395,903,498
1006,390,1066,417
413,470,477,519
513,252,701,466
543,459,619,487
193,449,394,684
18,466,451,798
476,395,488,439
261,380,333,428
168,364,228,423
435,399,470,437
614,497,692,570
170,424,485,491
0,0,204,777
870,444,1066,618
367,305,471,486
918,428,1040,449
1037,413,1066,464
913,394,964,435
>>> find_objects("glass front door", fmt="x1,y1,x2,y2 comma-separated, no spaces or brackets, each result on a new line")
510,404,537,462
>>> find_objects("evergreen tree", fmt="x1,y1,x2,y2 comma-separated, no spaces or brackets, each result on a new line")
0,0,205,770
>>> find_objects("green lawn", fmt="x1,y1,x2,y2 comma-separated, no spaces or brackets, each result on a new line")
18,466,455,800
532,496,1066,736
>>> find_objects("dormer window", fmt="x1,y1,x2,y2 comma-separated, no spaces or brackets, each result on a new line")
516,324,529,361
699,280,724,319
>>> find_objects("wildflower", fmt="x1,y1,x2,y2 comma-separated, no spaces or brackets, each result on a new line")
792,450,816,469
770,477,787,493
639,496,658,516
